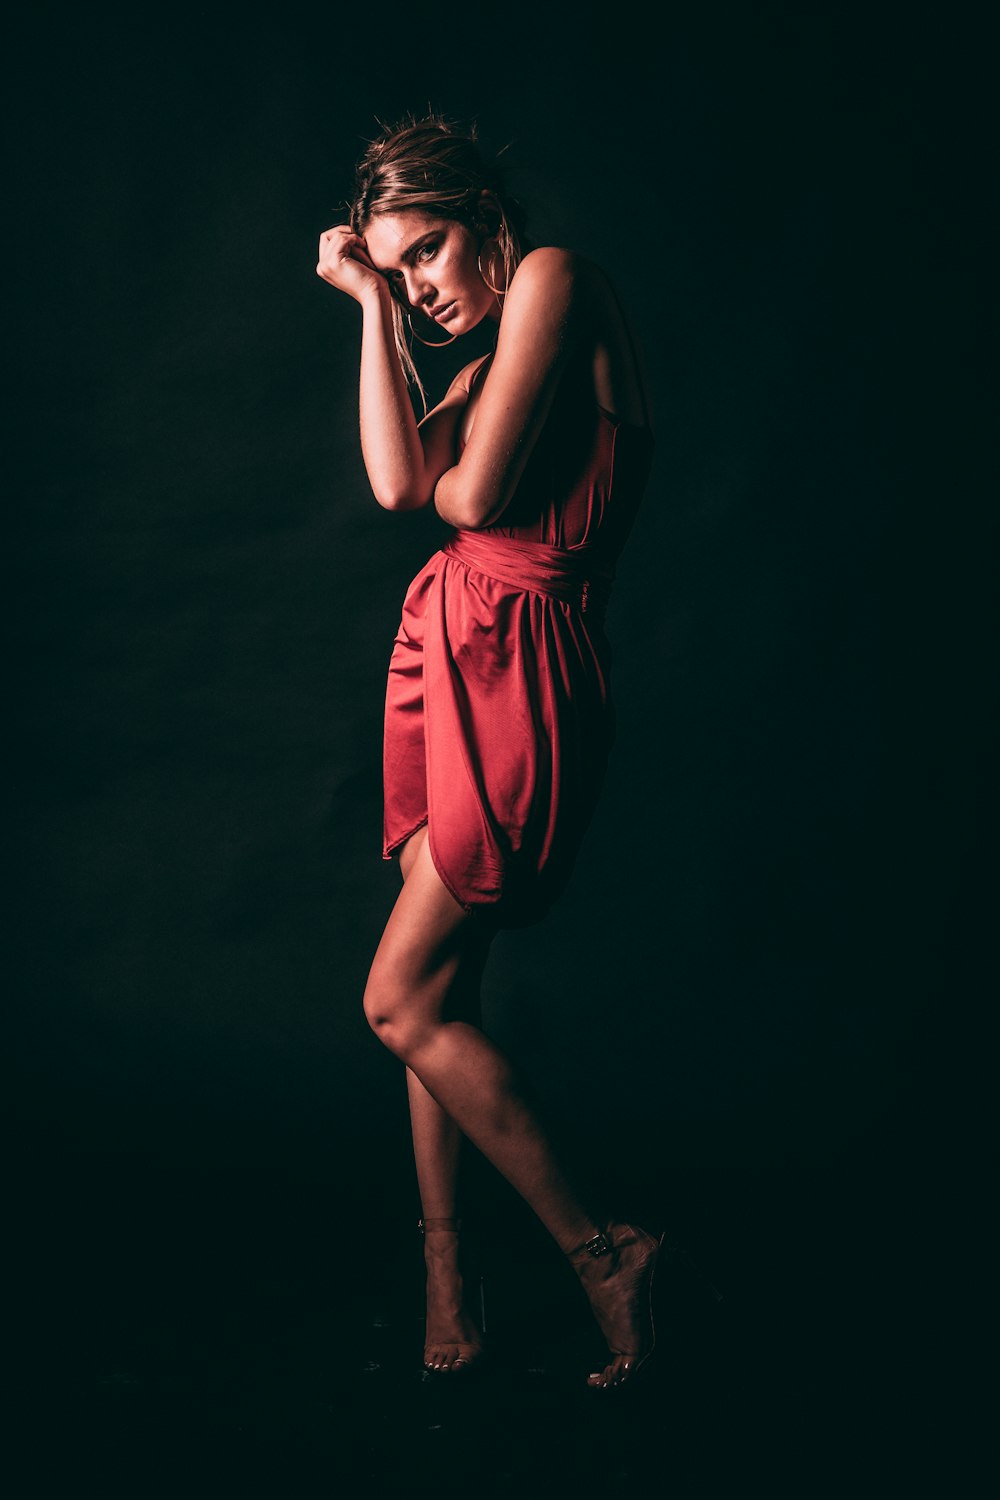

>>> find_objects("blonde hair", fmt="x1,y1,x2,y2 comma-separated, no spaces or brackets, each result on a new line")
348,113,530,410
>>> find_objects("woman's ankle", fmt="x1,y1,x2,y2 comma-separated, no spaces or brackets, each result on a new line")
557,1217,607,1258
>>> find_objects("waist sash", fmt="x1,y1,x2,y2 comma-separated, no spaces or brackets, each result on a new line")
442,529,615,618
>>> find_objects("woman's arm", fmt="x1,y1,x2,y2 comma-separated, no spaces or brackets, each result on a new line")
433,247,583,530
317,225,473,512
357,281,474,511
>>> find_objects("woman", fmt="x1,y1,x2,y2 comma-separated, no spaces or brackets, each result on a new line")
317,115,662,1388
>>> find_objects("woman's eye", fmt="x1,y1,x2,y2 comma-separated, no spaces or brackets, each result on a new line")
416,242,438,262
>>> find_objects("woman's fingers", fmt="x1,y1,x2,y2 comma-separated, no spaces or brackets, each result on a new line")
318,225,367,255
315,225,384,298
350,240,379,271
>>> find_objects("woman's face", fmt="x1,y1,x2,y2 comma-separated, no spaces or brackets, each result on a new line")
362,210,501,333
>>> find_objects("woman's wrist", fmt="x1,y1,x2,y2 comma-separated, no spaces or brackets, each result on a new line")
359,280,392,316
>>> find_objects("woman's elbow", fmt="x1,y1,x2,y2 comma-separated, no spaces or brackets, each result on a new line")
372,484,431,513
451,502,505,530
434,489,503,530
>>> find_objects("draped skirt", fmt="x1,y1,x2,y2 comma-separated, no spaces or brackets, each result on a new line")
382,528,618,928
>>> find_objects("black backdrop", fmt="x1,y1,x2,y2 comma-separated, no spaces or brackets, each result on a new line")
10,0,994,1487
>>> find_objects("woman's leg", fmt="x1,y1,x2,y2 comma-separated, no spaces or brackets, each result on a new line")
398,828,491,1369
369,830,661,1385
399,828,489,1223
405,1065,462,1216
367,832,598,1256
398,827,464,1223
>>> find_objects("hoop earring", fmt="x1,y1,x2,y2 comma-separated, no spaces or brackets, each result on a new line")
406,310,458,347
478,248,507,298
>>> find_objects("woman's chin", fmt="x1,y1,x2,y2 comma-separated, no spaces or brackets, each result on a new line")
455,307,494,335
441,305,469,334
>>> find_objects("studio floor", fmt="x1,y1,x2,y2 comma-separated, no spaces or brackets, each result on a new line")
15,1149,983,1498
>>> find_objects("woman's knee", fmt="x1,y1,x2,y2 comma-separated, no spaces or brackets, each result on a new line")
361,851,493,1056
362,966,399,1042
363,964,433,1059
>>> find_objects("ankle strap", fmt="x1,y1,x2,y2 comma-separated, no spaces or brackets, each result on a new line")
566,1223,653,1263
566,1228,612,1261
418,1216,462,1234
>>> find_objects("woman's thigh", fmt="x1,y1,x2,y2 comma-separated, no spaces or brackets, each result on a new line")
397,822,429,883
365,830,494,1040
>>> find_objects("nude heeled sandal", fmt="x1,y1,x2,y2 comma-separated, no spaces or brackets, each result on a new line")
567,1223,723,1389
418,1217,488,1375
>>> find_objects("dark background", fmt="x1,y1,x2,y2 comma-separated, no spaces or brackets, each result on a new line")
10,0,994,1491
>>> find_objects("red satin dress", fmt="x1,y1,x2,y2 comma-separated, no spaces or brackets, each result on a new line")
382,355,655,928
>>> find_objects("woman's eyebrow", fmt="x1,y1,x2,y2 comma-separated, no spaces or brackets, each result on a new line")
372,232,436,275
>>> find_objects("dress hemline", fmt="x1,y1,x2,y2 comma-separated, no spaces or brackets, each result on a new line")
383,815,478,917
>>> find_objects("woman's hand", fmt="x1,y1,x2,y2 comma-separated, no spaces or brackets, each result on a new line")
316,225,388,305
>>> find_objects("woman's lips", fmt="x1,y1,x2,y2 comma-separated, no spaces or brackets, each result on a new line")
433,302,456,321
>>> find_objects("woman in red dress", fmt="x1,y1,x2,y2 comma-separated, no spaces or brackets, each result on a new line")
317,115,663,1387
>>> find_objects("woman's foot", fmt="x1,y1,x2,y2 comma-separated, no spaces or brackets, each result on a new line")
420,1218,485,1374
567,1222,663,1388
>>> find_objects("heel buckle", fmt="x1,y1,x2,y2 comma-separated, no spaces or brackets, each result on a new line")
581,1231,612,1258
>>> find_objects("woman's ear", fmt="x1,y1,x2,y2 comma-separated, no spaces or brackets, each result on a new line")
475,190,502,237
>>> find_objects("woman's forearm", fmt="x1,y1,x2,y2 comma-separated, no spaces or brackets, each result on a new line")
358,286,427,510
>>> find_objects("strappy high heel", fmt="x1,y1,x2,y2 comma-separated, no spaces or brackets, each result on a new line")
418,1216,487,1375
567,1222,723,1389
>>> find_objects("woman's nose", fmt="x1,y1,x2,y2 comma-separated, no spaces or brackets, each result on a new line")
404,267,433,307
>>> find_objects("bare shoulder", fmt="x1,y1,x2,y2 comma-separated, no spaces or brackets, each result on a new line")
507,246,616,316
508,245,581,298
513,244,579,277
511,250,649,429
502,248,597,341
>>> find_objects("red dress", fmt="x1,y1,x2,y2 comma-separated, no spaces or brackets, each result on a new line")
382,358,655,928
